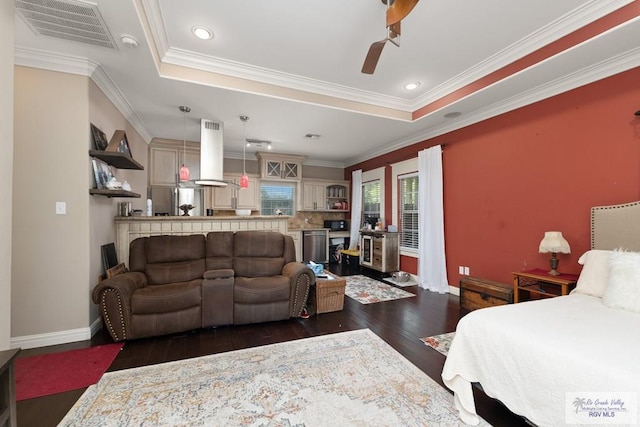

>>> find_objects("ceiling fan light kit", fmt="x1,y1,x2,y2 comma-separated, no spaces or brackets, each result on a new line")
362,0,419,75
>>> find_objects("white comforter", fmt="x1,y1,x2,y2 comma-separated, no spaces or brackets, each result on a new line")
442,294,640,426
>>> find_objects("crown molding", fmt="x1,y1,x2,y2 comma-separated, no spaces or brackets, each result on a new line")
346,43,640,167
224,150,345,169
162,47,413,111
14,46,98,76
14,46,152,143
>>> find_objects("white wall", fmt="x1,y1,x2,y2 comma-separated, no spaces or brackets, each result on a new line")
12,67,91,347
0,0,14,350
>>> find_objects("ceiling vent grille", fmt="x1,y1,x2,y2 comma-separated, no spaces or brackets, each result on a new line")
16,0,117,49
204,121,220,131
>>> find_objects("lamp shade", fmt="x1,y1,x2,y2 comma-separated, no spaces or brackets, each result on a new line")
179,164,190,181
538,231,571,254
239,173,249,189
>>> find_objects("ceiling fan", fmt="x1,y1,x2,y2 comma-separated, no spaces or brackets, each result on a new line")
361,0,419,74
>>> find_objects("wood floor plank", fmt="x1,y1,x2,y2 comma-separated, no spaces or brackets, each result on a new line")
16,268,529,427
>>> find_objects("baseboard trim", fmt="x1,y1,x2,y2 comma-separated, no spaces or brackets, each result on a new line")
11,318,102,350
448,285,460,296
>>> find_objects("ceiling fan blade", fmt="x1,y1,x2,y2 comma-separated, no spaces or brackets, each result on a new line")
386,0,419,27
361,40,387,74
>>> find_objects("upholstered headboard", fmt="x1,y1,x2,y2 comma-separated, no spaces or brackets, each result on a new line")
591,200,640,251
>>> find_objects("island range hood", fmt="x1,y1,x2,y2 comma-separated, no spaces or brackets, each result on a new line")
195,119,227,186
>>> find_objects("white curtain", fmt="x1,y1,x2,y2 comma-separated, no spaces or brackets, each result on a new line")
349,169,362,250
418,146,448,293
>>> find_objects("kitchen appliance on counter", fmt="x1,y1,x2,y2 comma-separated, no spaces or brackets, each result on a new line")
324,219,348,231
302,229,328,264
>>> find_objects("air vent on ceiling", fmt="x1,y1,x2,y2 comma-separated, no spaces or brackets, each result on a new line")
203,121,220,131
16,0,117,49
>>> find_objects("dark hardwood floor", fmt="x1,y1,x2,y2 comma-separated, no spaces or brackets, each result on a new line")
16,265,528,427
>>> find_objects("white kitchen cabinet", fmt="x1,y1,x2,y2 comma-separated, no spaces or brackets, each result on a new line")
149,140,200,186
301,181,326,210
286,230,302,262
256,152,305,181
299,180,350,212
212,174,260,210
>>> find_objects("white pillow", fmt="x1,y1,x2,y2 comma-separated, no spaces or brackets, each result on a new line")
602,250,640,313
571,250,612,298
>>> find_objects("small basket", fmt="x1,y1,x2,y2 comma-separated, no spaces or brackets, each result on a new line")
316,280,346,313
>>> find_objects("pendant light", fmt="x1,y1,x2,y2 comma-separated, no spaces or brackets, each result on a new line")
239,115,249,189
179,106,191,182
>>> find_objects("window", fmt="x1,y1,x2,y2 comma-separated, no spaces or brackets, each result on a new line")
399,174,419,250
362,180,381,226
260,182,295,215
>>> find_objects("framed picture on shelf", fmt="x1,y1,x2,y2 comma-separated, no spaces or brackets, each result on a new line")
91,158,114,189
90,123,109,151
106,130,131,157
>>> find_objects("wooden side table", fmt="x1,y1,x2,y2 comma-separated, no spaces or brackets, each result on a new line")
0,348,20,427
513,269,578,303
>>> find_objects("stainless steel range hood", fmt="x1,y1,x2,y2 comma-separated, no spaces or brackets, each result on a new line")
193,119,227,187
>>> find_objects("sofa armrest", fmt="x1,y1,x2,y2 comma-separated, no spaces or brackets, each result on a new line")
92,272,147,342
282,262,315,317
204,268,234,280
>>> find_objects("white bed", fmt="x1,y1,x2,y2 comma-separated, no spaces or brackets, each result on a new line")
442,200,640,426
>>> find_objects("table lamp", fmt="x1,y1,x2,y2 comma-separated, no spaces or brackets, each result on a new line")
538,231,571,276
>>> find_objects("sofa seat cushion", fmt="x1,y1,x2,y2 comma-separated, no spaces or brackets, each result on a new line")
234,276,290,304
131,280,202,315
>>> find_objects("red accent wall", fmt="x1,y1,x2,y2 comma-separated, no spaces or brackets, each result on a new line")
346,67,640,286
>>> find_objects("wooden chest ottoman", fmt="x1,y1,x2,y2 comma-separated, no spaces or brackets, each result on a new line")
460,276,513,311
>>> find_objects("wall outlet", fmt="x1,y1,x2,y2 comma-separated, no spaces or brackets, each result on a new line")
55,201,66,215
458,266,464,275
464,266,470,276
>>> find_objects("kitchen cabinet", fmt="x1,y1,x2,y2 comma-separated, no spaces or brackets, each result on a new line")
300,180,350,212
301,182,326,210
256,152,304,181
211,174,260,210
286,231,302,262
148,140,200,186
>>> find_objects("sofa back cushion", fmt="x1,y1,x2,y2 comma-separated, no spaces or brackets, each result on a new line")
130,235,206,285
206,231,234,270
233,231,286,277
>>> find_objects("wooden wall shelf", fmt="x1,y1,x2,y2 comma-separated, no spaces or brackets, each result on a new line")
88,150,143,170
89,189,141,198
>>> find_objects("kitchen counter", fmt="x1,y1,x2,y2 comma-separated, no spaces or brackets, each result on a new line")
115,215,287,221
114,215,290,266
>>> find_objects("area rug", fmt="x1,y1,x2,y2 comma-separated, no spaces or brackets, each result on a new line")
15,342,123,401
420,332,456,357
60,329,489,426
344,275,415,304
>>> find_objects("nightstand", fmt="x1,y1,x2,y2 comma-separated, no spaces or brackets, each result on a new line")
513,269,578,303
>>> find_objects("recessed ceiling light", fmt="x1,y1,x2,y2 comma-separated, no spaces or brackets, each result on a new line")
192,26,213,40
305,134,321,139
444,111,462,119
404,81,421,90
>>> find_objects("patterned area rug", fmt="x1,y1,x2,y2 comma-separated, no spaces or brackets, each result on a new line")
60,329,489,426
345,275,415,304
420,332,456,357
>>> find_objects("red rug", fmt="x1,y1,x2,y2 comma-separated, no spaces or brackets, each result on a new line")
15,342,123,401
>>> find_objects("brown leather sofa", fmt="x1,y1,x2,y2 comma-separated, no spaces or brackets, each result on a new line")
92,231,314,342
